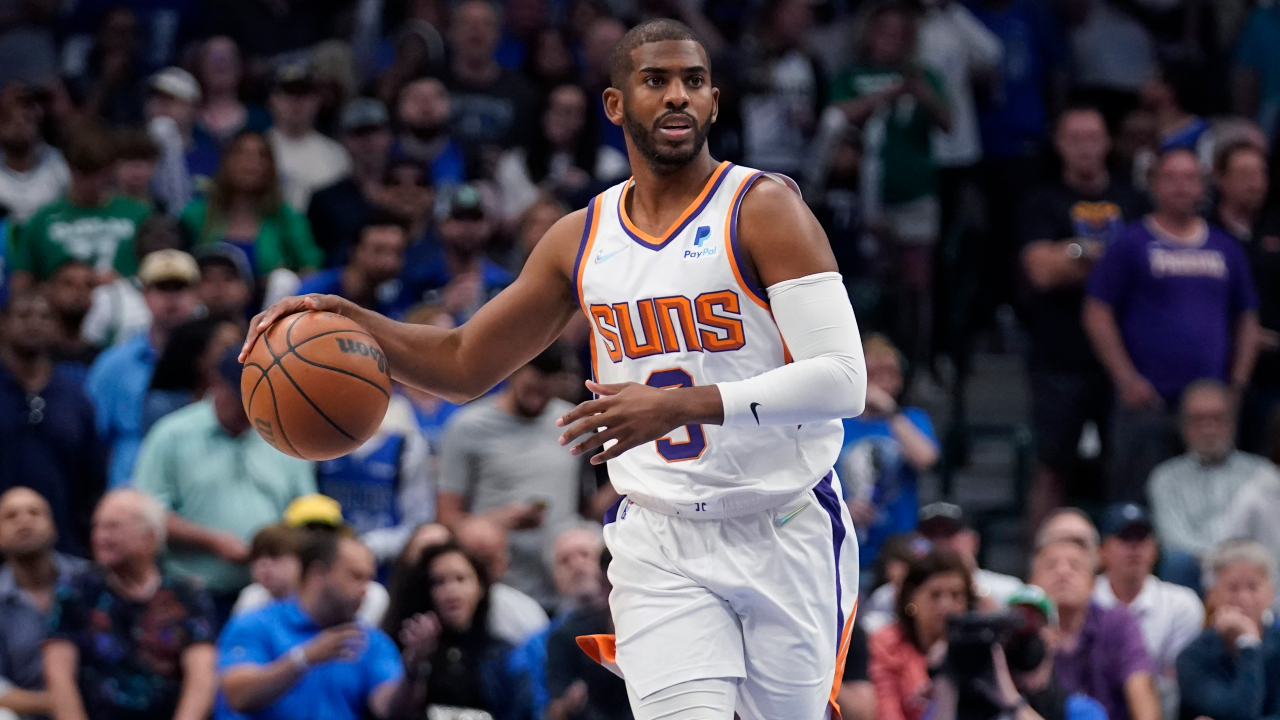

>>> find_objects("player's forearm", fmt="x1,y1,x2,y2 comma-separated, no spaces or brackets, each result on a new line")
1230,311,1261,390
338,304,477,401
1082,298,1142,385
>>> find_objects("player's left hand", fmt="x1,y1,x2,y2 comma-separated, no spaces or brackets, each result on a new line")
558,380,702,465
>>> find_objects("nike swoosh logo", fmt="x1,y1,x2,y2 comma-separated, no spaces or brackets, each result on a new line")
750,402,762,424
778,503,809,526
595,247,625,264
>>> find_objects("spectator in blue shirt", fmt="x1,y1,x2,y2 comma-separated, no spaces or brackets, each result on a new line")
837,333,938,576
85,249,200,487
219,530,436,720
390,77,468,187
0,292,105,554
297,212,415,320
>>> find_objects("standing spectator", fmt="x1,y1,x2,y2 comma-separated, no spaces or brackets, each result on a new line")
1148,380,1280,558
391,77,468,187
916,502,1024,607
218,530,431,720
145,66,219,211
1030,536,1160,720
181,131,323,279
437,347,589,607
378,543,531,720
0,292,104,554
1092,503,1203,720
0,487,89,720
1139,60,1212,159
132,347,315,616
265,63,352,214
1210,141,1268,245
837,334,938,571
85,249,199,487
1232,1,1280,139
831,1,951,362
296,214,412,318
1067,0,1157,130
191,37,270,146
43,489,218,720
192,243,253,321
0,95,68,224
43,260,100,370
307,98,394,267
453,517,550,645
1084,148,1261,502
1176,539,1280,720
1020,106,1150,521
8,125,150,291
868,549,972,720
444,0,538,165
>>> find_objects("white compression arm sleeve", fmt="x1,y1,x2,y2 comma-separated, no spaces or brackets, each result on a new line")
717,271,866,427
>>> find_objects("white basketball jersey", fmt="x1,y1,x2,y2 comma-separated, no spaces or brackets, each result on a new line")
575,161,844,508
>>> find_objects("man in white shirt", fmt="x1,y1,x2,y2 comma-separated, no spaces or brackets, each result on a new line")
918,502,1025,607
1092,503,1203,720
0,95,68,223
266,62,352,212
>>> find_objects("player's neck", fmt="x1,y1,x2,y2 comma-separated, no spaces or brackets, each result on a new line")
626,152,721,231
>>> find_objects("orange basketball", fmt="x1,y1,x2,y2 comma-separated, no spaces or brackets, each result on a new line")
241,311,392,461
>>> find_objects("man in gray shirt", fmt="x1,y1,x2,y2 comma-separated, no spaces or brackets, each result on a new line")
0,487,88,719
437,347,600,606
1149,379,1280,557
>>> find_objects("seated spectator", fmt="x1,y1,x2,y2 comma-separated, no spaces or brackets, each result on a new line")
218,531,433,720
140,315,244,434
1084,148,1261,503
512,195,567,269
144,66,218,214
266,63,351,213
0,93,68,223
917,502,1024,607
43,489,218,720
313,389,434,565
548,524,604,615
1030,534,1160,720
0,487,89,719
191,37,270,146
380,157,437,247
454,516,551,644
390,77,467,186
9,123,151,291
543,547,629,720
306,99,395,268
181,131,322,281
838,334,938,571
114,129,163,212
437,347,590,606
296,213,413,318
1176,539,1280,720
0,292,105,554
43,259,100,370
1149,380,1280,558
1092,503,1203,719
192,243,253,321
860,533,932,633
869,549,972,720
133,347,315,617
85,249,199,487
1221,439,1280,593
230,516,389,627
380,542,531,720
1035,507,1101,552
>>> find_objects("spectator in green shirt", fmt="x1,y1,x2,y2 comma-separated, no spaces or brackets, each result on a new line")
8,123,152,292
180,131,322,283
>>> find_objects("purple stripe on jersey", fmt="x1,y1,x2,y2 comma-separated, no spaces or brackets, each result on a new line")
618,164,735,251
813,471,846,651
603,495,625,525
571,195,599,308
728,172,770,307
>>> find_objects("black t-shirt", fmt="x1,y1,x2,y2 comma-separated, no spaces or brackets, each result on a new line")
842,623,870,682
446,69,539,158
1247,207,1280,388
1018,179,1150,373
546,606,632,720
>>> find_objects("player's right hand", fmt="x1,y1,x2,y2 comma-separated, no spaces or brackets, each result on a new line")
239,294,353,362
302,623,365,664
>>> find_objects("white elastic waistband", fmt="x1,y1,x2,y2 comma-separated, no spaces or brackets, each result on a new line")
624,489,807,520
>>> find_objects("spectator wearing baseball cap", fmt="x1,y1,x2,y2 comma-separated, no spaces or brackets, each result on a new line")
266,61,352,213
193,242,254,321
85,249,200,487
917,502,1025,608
145,66,222,212
1092,503,1204,720
132,346,315,621
307,98,395,268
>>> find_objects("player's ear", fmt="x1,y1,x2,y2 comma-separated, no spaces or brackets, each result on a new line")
710,86,719,124
602,87,625,127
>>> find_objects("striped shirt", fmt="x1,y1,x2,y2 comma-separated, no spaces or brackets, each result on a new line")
1149,450,1280,556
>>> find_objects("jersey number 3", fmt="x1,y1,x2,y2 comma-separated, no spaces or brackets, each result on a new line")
645,368,707,462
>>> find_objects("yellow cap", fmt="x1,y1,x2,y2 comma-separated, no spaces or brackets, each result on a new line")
283,494,344,528
137,249,200,287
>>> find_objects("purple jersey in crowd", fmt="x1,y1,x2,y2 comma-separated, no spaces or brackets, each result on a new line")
1087,217,1258,401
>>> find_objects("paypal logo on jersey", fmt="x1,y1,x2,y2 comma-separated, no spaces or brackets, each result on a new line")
683,226,717,260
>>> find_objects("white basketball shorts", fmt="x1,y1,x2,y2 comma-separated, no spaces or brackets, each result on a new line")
601,471,860,720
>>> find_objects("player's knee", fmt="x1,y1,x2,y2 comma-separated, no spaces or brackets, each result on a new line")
627,677,738,720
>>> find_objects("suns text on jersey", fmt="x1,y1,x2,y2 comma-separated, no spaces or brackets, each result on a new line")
588,290,747,362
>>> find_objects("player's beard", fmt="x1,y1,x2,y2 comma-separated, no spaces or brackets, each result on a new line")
623,107,712,174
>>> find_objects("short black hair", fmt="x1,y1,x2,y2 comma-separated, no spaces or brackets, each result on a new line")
1214,139,1266,176
359,208,411,237
608,18,706,90
297,528,341,578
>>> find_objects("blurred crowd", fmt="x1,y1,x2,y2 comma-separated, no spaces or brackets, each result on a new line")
2,0,1280,718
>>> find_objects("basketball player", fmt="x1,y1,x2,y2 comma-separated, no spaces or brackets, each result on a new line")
242,20,866,720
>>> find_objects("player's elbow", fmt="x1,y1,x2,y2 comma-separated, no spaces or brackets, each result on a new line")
829,352,867,418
